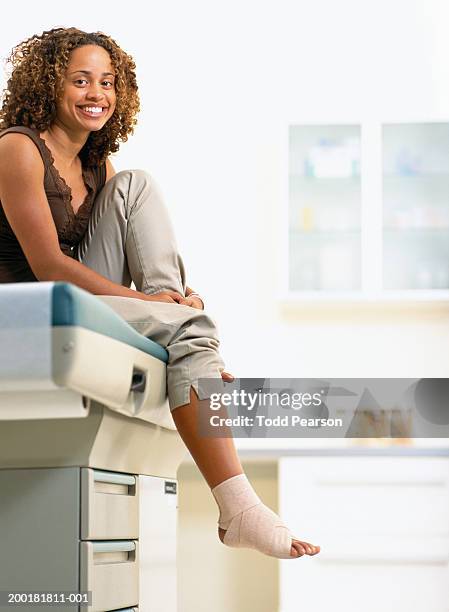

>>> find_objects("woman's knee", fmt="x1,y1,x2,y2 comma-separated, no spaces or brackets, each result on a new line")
189,309,221,345
108,168,153,187
98,168,158,218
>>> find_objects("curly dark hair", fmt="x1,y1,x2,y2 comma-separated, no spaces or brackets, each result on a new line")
0,27,140,166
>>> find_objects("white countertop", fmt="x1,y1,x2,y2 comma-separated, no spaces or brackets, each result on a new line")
233,437,449,457
181,438,449,465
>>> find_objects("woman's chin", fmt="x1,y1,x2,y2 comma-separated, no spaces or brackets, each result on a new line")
86,123,107,132
75,119,109,134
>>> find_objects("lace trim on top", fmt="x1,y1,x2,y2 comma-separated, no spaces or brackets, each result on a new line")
36,132,97,244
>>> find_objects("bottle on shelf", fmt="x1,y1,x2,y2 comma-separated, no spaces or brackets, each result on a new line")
299,205,314,232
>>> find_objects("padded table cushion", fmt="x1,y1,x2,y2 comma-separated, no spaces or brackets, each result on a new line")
52,283,168,363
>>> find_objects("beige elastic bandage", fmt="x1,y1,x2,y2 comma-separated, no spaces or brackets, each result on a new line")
211,473,296,559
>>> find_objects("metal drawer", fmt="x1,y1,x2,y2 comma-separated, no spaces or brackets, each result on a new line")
80,540,139,612
81,468,139,540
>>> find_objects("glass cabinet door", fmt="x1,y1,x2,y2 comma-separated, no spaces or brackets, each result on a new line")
382,123,449,290
288,125,362,292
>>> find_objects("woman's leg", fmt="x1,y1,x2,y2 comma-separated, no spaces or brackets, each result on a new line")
77,170,320,559
172,387,244,489
77,169,186,295
172,388,320,558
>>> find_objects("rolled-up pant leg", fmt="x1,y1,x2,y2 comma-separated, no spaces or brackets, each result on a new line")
76,169,225,411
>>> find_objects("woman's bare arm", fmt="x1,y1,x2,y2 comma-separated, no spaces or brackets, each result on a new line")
105,157,115,183
0,135,182,303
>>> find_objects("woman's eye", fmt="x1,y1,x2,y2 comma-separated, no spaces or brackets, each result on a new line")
72,78,114,87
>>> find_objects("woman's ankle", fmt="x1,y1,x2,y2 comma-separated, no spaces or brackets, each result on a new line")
209,470,245,490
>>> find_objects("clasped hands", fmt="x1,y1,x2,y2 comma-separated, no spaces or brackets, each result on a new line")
147,289,203,309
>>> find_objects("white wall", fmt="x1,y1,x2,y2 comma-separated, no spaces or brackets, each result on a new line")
1,0,449,387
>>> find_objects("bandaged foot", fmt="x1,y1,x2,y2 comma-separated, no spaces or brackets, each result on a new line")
211,473,320,559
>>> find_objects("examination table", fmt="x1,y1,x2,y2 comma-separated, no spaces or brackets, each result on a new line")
0,282,187,612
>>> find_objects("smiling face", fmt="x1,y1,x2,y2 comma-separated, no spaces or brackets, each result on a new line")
56,44,117,134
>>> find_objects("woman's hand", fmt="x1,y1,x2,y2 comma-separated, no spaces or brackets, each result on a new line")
179,295,204,309
143,290,184,304
141,290,204,309
179,286,204,310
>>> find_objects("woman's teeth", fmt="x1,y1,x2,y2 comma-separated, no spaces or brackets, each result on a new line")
81,106,104,115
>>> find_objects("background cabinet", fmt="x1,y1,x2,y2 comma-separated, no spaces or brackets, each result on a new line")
289,124,362,292
279,456,449,612
287,122,449,300
383,123,449,290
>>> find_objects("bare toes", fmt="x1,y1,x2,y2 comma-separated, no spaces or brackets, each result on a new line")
298,540,320,555
295,540,309,554
291,541,306,557
303,541,320,555
304,542,315,555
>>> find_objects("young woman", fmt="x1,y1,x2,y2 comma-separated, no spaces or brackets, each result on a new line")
0,27,319,560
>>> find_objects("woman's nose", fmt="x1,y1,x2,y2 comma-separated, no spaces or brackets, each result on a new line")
86,86,104,101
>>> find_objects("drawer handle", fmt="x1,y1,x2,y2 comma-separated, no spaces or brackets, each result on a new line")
92,540,136,553
93,470,136,486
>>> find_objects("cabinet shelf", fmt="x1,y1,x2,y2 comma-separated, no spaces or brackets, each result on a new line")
290,229,361,237
280,291,449,314
383,227,449,234
384,173,449,180
290,174,360,182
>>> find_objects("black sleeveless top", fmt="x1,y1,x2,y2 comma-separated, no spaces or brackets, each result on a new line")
0,126,106,282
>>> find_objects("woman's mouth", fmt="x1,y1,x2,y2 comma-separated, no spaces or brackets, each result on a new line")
77,105,108,119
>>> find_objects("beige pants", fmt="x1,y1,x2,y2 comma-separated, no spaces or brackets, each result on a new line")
76,169,225,411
